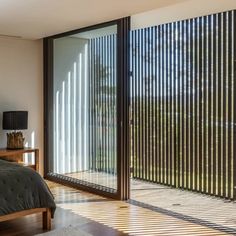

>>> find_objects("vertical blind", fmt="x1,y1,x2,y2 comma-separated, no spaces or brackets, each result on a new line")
130,10,236,199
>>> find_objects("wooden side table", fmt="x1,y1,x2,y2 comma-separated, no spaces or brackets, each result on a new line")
0,148,39,172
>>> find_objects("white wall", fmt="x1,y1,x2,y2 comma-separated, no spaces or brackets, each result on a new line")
132,0,236,30
0,37,43,174
53,37,89,174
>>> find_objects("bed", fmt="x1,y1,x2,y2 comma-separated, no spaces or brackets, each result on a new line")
0,159,56,230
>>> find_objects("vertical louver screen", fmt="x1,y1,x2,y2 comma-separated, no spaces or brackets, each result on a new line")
130,10,236,199
89,35,117,178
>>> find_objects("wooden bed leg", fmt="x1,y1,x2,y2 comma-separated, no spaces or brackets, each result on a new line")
43,208,51,230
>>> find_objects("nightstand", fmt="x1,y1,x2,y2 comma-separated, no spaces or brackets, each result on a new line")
0,148,39,172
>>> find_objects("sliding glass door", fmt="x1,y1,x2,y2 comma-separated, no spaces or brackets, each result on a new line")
44,18,130,199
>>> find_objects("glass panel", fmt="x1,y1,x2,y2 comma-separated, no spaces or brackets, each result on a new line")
52,25,117,192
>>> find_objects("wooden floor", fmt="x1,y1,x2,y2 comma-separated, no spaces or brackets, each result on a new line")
131,180,236,234
0,180,233,236
64,171,236,234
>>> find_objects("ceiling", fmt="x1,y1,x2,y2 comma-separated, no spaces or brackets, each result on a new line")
0,0,188,39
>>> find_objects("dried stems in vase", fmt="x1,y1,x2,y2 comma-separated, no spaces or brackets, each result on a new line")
7,132,25,149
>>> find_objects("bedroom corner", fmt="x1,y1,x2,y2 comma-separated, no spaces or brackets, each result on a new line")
0,36,44,174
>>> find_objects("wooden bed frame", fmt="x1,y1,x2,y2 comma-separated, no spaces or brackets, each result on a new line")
0,149,52,230
0,208,51,230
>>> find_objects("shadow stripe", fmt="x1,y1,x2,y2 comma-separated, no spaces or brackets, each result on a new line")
127,199,236,235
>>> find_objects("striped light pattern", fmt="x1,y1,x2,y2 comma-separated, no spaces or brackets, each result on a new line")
53,45,89,175
130,10,236,199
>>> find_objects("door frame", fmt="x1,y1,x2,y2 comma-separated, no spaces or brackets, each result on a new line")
43,17,130,200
